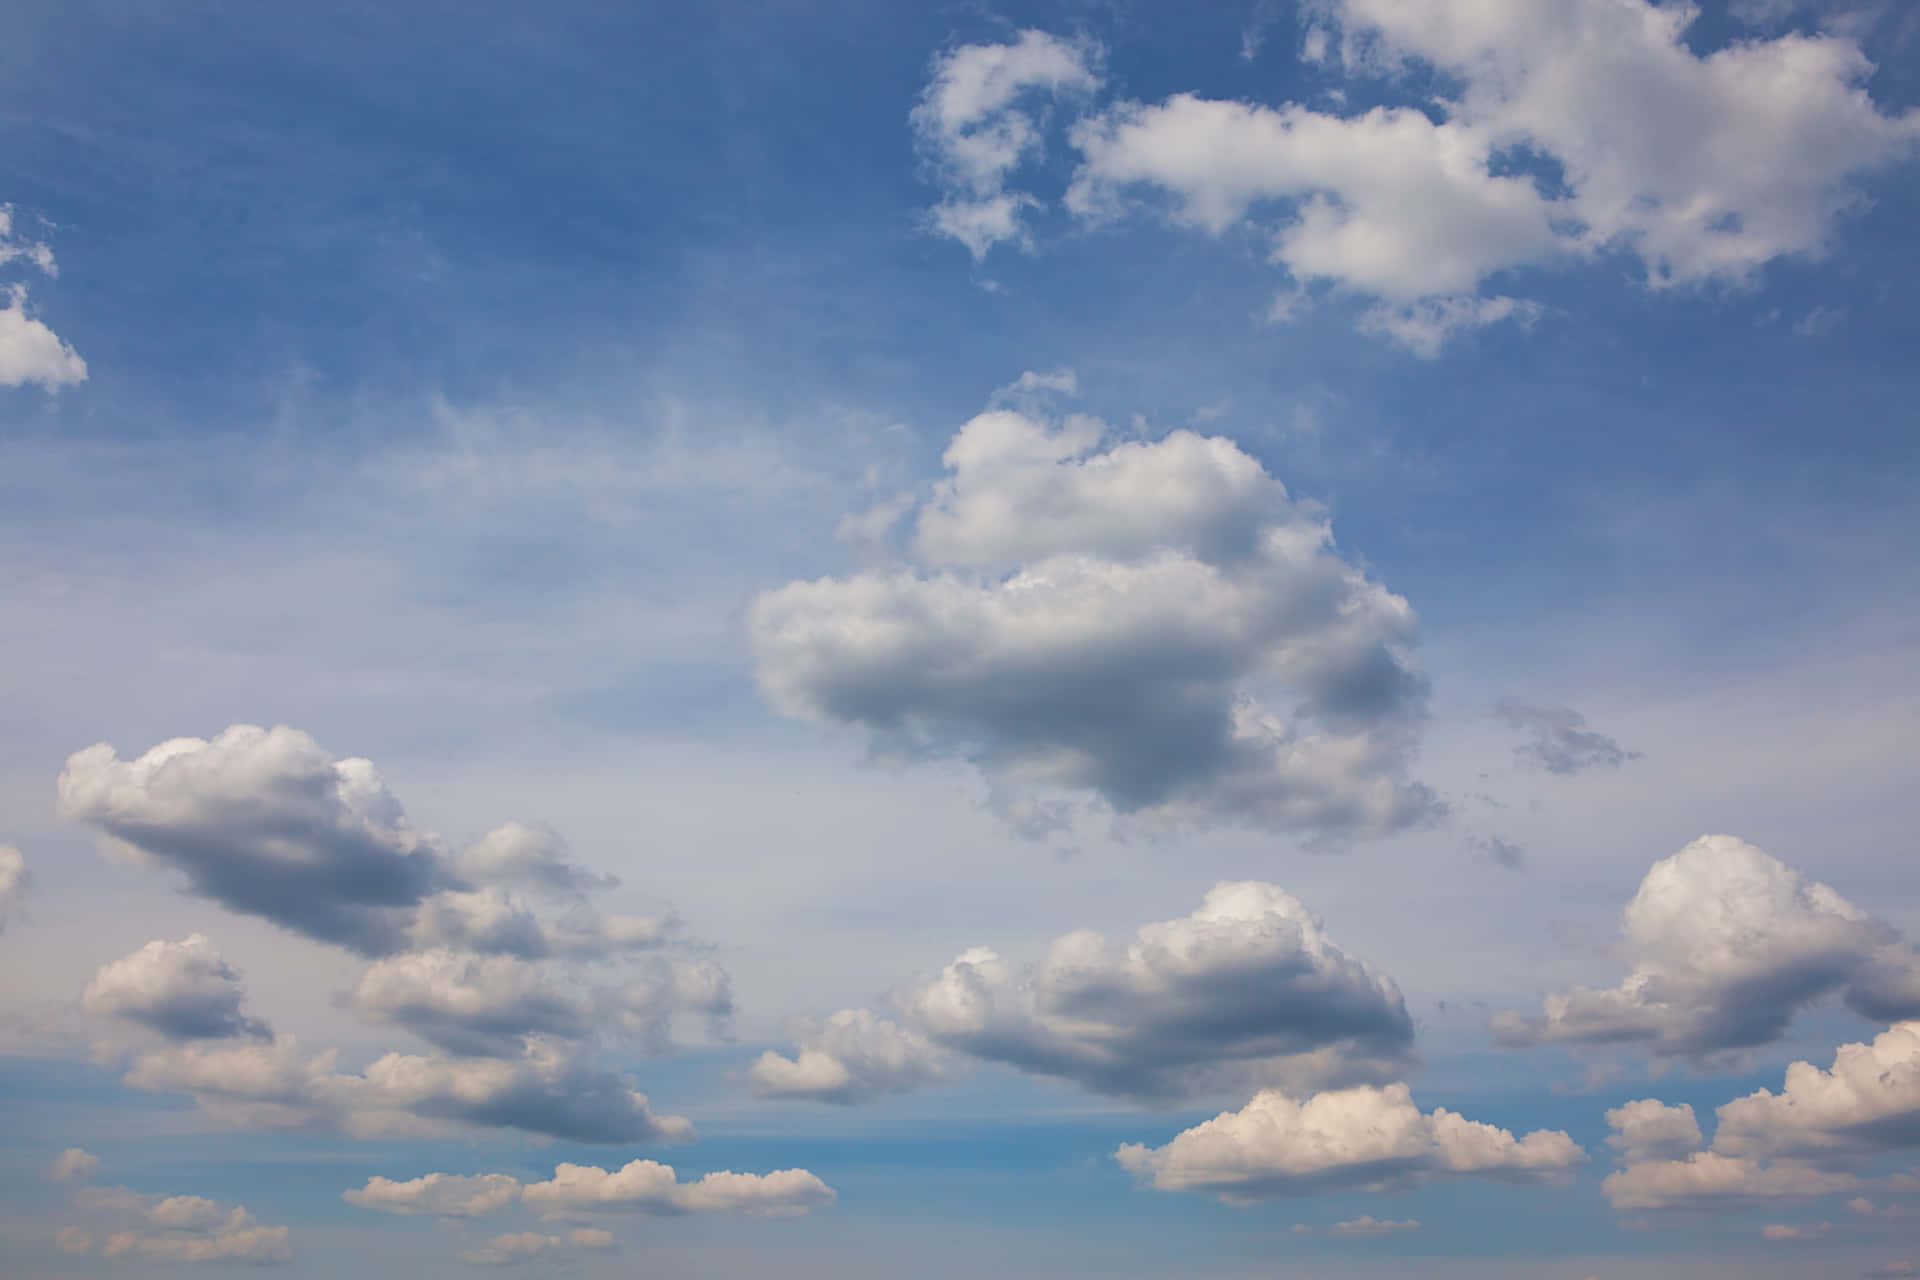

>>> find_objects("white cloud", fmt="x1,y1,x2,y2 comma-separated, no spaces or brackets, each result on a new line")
1356,295,1543,358
1604,1099,1703,1165
1330,1215,1421,1236
1115,1082,1583,1201
58,725,455,955
1602,1150,1860,1211
0,285,87,389
64,1187,291,1265
44,1148,101,1183
451,821,617,896
913,31,1101,258
898,881,1416,1102
349,950,593,1057
0,843,27,930
1714,1021,1920,1162
1493,835,1920,1059
521,1160,836,1218
751,399,1436,842
459,1228,615,1266
343,1173,523,1218
122,1033,694,1145
748,1008,949,1105
83,935,271,1041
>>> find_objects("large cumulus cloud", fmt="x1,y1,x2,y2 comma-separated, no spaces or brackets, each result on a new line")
751,399,1435,842
1494,835,1920,1060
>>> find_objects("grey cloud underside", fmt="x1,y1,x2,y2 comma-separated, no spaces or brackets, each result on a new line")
1494,835,1920,1060
751,405,1437,842
1495,701,1639,775
84,935,271,1041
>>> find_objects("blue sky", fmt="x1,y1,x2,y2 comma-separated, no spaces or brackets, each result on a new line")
3,1,1920,1276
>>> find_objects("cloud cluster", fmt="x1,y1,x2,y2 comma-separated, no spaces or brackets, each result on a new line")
1494,835,1920,1060
920,6,1920,351
1495,701,1638,775
757,881,1414,1107
83,934,271,1041
1601,1021,1920,1211
62,1183,291,1266
345,1160,836,1223
1116,1082,1583,1201
460,1228,615,1266
0,205,86,389
752,397,1435,842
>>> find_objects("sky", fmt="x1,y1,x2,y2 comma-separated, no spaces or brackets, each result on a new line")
2,0,1919,1275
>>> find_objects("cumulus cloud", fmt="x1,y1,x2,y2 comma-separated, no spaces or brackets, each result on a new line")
1495,701,1639,775
0,207,85,388
345,1161,836,1228
748,1008,950,1105
1115,1082,1583,1201
45,1148,101,1183
349,950,593,1057
123,1033,693,1145
1600,1023,1920,1211
460,1228,615,1266
751,397,1436,842
1493,835,1920,1060
451,822,617,897
521,1160,836,1219
1330,1215,1420,1236
62,1187,291,1265
343,1173,523,1218
913,31,1101,258
898,881,1416,1102
83,935,271,1041
58,726,455,955
923,4,1920,351
0,843,27,930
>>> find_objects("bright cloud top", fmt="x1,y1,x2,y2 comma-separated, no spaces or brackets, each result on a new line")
1116,1081,1583,1201
0,204,85,388
1494,835,1920,1059
83,934,272,1042
0,843,27,931
748,1008,950,1105
921,3,1920,351
751,392,1435,842
62,1182,292,1266
345,1160,836,1223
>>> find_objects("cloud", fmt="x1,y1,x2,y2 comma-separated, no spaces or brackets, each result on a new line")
748,1008,949,1105
1115,1082,1583,1201
343,1173,524,1218
1493,835,1920,1059
521,1160,836,1219
1600,1024,1920,1211
1330,1215,1421,1236
123,1033,694,1145
346,1162,837,1227
751,397,1436,842
0,208,84,388
83,935,272,1041
459,1228,615,1266
45,1148,101,1183
926,5,1920,350
451,821,617,897
63,1187,291,1265
897,881,1416,1103
1495,701,1639,775
0,843,27,930
348,950,594,1058
58,726,455,956
1762,1221,1831,1239
913,31,1102,258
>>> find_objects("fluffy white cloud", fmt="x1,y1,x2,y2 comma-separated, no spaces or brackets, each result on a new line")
748,1009,949,1105
63,1187,291,1265
45,1148,101,1183
123,1033,694,1145
913,31,1101,258
520,1160,836,1219
927,5,1920,351
349,950,593,1057
83,935,271,1041
1604,1099,1703,1165
751,399,1435,841
1714,1022,1920,1162
58,726,455,955
1493,835,1920,1058
1602,1150,1860,1211
451,821,617,897
0,843,28,930
343,1173,523,1218
0,285,87,388
459,1228,615,1266
898,881,1415,1102
1115,1082,1583,1201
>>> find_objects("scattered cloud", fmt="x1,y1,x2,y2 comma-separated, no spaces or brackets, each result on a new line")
1493,835,1920,1059
1495,701,1640,775
346,1161,837,1224
62,1186,291,1265
0,843,27,931
0,206,84,389
751,392,1437,842
44,1148,101,1183
460,1228,615,1266
1330,1215,1421,1236
342,1173,526,1219
1116,1082,1583,1201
